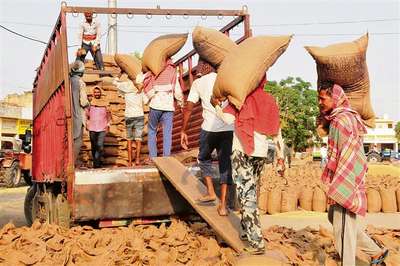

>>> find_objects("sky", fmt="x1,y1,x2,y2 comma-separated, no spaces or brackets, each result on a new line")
0,0,399,121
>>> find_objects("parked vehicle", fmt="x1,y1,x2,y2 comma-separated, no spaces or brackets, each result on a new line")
25,4,251,227
0,132,32,187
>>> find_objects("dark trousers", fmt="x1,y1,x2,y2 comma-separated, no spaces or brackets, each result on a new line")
89,131,106,168
76,42,104,70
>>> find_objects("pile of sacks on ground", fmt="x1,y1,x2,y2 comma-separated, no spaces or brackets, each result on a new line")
256,164,400,214
1,220,399,265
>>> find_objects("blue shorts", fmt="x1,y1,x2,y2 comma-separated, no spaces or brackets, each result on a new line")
125,116,144,141
198,129,233,185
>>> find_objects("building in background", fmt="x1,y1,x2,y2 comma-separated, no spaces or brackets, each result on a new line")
0,91,32,139
363,114,398,153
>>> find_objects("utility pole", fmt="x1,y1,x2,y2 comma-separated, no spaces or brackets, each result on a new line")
107,0,117,55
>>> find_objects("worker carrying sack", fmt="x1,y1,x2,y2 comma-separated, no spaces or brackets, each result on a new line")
213,35,292,110
142,33,188,76
192,26,237,68
114,54,142,81
305,34,375,132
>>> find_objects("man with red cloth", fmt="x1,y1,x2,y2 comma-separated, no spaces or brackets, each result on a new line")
212,76,285,254
318,81,388,266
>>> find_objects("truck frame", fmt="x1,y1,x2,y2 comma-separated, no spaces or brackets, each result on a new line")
26,3,251,227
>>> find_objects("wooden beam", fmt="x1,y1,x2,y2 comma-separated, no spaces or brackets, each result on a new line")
153,157,245,253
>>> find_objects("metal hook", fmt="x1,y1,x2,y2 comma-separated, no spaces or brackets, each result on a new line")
183,14,189,19
217,14,224,20
111,12,117,18
61,1,67,7
165,13,172,20
201,14,207,20
146,13,152,19
127,13,134,19
242,5,248,12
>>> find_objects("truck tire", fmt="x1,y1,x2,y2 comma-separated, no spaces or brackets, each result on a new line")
367,153,381,163
24,185,36,226
4,161,21,188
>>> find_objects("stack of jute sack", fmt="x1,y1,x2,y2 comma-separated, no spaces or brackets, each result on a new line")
305,34,375,136
192,26,292,109
79,33,188,167
256,164,400,214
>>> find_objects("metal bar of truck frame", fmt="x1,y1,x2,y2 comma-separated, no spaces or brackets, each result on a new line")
62,5,247,17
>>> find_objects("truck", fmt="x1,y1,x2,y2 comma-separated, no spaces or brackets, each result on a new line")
25,3,251,228
0,132,32,188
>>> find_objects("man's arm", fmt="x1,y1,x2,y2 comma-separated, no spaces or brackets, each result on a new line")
78,23,84,45
272,129,286,176
94,21,101,47
180,101,194,150
174,77,184,109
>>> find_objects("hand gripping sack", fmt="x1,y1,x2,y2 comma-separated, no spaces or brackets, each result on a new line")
142,33,188,76
192,26,237,67
305,34,375,128
114,54,142,81
213,35,292,110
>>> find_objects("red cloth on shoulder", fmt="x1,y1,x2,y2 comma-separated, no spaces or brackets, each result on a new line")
223,77,280,155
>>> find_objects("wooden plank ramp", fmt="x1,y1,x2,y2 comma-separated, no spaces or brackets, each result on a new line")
153,157,245,253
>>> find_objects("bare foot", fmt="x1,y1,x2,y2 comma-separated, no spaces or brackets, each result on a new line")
135,159,141,166
217,205,228,216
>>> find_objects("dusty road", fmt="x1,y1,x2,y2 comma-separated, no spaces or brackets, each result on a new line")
0,186,28,227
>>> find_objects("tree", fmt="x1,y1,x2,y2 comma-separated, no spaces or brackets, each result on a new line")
265,77,319,152
395,121,400,143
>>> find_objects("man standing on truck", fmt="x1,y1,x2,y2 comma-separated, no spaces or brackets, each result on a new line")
180,60,233,216
76,12,104,71
136,58,184,163
317,81,388,265
113,77,146,166
86,87,111,168
70,60,89,167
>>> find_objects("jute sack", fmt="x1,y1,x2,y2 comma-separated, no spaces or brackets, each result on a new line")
305,34,375,128
367,188,382,212
142,33,188,76
114,54,142,81
299,187,313,211
280,190,297,213
312,187,327,212
397,188,400,212
192,26,237,67
380,188,397,213
213,35,292,110
267,188,281,214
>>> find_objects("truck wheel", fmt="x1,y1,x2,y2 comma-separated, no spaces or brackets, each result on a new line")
24,185,36,226
4,162,21,188
367,153,381,163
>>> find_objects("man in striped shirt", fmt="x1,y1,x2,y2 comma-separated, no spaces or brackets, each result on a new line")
77,12,104,71
318,81,387,266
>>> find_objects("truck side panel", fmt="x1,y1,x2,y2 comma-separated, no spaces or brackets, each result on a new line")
32,12,73,184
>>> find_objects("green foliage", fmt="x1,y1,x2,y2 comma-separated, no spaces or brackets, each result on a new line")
265,77,319,152
395,121,400,143
132,51,142,60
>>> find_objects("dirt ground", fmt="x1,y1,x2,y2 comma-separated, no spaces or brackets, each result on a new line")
0,186,27,228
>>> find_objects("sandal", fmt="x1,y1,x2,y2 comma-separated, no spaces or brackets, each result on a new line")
370,249,389,265
243,246,265,255
217,205,229,216
143,158,153,165
196,195,216,205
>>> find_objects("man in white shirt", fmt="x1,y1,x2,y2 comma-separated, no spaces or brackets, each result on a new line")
181,60,234,216
77,12,104,71
113,78,146,166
